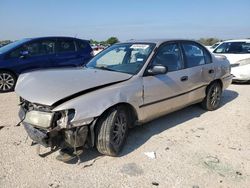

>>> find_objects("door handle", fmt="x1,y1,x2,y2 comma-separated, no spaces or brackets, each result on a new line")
208,69,215,74
180,76,188,82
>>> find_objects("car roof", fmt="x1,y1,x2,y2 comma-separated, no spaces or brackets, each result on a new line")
123,39,199,45
222,39,250,43
24,36,89,42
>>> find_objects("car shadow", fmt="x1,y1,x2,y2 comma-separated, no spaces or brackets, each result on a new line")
120,89,238,156
67,89,238,164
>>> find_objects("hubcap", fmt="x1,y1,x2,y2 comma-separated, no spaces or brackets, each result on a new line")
0,73,15,91
210,85,221,107
112,112,127,146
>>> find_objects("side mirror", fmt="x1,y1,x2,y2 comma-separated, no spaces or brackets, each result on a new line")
147,65,168,75
19,50,29,59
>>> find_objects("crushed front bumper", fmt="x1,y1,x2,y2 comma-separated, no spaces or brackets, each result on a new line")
19,107,88,148
23,122,50,147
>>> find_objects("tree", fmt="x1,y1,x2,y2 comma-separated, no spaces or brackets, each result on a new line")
106,37,119,45
0,40,12,47
198,38,220,46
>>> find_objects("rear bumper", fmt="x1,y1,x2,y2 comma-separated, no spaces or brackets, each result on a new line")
222,74,233,90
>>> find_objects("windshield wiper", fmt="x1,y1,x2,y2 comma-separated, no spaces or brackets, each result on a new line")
94,66,115,72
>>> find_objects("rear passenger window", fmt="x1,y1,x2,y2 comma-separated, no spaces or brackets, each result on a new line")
77,40,88,51
152,43,182,72
57,40,76,53
182,43,205,68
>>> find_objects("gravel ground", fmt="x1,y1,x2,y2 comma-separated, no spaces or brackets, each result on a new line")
0,84,249,188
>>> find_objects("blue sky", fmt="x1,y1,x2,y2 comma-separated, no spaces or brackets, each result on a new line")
0,0,250,41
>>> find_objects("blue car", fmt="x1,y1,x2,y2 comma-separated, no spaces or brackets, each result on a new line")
0,36,93,92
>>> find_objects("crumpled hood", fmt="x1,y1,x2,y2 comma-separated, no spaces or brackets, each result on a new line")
15,68,132,106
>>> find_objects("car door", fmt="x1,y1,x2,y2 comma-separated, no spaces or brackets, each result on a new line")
141,42,193,122
54,38,80,67
181,42,215,98
5,39,56,74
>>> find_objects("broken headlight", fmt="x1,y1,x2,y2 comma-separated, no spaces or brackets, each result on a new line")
56,109,75,129
24,111,54,129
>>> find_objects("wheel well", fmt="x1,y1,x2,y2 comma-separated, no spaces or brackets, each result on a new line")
0,69,18,79
206,79,223,93
101,103,138,128
89,102,138,147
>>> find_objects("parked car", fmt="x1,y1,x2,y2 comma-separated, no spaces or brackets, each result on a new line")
207,42,223,52
0,36,93,92
212,39,250,82
16,39,232,162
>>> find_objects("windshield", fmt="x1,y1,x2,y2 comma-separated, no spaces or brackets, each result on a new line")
86,43,156,75
0,38,30,54
214,42,250,54
211,42,220,49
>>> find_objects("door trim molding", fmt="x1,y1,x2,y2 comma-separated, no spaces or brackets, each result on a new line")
139,84,208,108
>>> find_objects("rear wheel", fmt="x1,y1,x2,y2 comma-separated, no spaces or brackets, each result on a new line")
0,71,17,93
201,82,222,111
96,106,129,156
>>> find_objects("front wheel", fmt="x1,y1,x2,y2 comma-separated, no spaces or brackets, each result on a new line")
96,106,129,156
201,82,222,111
0,71,17,93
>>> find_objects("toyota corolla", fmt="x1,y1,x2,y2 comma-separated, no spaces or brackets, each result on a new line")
15,39,233,162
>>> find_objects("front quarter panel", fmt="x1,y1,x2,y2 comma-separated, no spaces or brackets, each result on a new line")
52,77,143,127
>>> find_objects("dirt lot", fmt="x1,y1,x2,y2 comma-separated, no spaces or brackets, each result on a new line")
0,84,249,188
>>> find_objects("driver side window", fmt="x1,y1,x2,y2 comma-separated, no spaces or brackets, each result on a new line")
152,43,183,72
8,40,55,58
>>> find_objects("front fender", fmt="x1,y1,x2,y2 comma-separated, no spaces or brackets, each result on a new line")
52,78,143,127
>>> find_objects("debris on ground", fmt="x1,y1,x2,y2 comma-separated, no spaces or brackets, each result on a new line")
152,181,159,186
144,152,156,159
197,127,205,130
236,171,242,176
204,155,220,166
82,156,103,169
0,126,4,130
13,141,21,146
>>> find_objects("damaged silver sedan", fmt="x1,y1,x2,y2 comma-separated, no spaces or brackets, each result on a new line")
15,39,233,162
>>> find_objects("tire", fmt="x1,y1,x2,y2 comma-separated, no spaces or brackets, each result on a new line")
201,82,222,111
0,71,17,93
96,106,129,156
